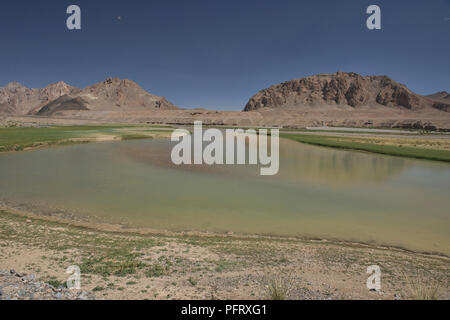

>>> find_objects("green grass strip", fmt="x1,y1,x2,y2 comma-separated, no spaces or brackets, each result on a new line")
282,133,450,162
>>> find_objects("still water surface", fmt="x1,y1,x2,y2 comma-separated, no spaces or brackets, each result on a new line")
0,139,449,255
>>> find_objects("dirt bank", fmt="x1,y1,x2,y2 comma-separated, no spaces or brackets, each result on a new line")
1,209,448,300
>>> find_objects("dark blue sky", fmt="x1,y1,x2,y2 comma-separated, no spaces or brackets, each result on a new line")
0,0,449,110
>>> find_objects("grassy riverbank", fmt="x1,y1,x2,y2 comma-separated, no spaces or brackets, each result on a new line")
282,133,450,162
0,125,172,152
0,209,448,300
2,124,450,163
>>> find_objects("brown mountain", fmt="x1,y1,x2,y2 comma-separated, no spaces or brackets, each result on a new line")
0,78,179,116
427,91,450,104
36,77,178,116
425,91,450,113
244,72,450,113
0,81,78,115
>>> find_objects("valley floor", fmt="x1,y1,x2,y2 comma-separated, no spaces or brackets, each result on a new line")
0,209,448,300
0,121,449,300
1,119,450,162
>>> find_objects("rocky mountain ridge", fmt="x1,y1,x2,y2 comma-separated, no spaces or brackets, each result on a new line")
1,73,449,130
0,81,78,115
244,72,450,113
0,78,178,116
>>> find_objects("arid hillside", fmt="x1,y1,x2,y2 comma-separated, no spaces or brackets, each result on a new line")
0,81,78,115
427,91,450,102
1,73,449,130
244,72,450,113
0,78,178,116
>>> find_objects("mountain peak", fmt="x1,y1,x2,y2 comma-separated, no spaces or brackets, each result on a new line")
103,77,121,84
49,81,70,87
102,77,137,87
3,82,28,91
43,81,76,91
39,81,78,99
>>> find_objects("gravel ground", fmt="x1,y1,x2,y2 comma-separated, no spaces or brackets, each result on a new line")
0,269,95,300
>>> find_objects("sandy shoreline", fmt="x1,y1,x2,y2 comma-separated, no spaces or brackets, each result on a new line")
1,202,448,260
1,207,448,300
